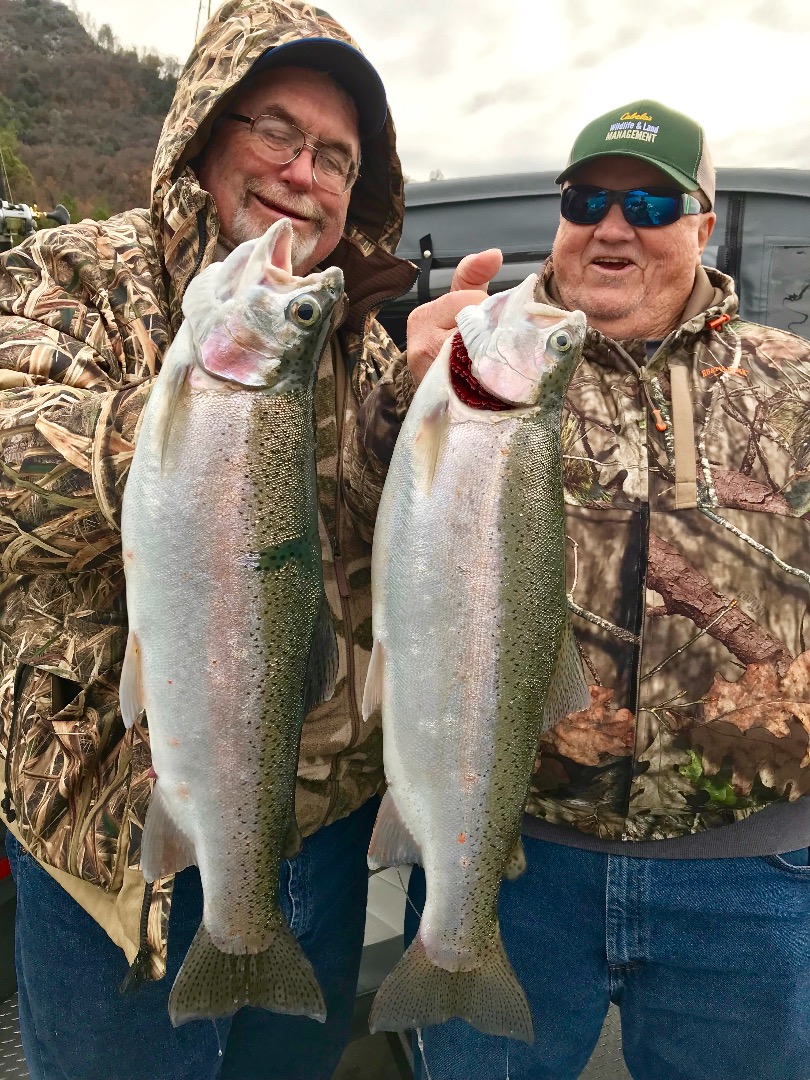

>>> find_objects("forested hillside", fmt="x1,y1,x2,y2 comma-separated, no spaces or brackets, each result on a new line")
0,0,180,220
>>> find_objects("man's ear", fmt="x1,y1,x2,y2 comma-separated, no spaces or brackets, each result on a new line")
697,211,717,256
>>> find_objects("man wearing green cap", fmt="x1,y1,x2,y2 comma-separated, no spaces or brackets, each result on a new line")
394,99,810,1079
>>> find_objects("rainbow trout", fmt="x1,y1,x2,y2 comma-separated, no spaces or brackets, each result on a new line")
120,218,341,1026
363,277,589,1043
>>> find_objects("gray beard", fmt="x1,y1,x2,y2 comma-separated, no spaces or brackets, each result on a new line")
231,184,326,274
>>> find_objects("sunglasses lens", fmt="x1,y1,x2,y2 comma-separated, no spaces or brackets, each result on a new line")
561,186,686,227
561,186,609,224
623,190,681,227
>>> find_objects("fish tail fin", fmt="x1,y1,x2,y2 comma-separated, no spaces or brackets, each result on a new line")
369,930,533,1044
169,916,326,1027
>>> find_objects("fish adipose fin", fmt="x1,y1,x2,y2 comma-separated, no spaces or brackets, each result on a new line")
302,592,338,715
168,916,326,1027
412,398,450,495
140,784,197,882
120,631,145,729
541,617,591,732
504,838,527,881
282,818,303,859
369,928,534,1044
362,638,386,721
367,789,421,869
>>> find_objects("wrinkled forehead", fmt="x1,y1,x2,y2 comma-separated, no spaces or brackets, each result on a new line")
228,65,361,154
564,155,680,191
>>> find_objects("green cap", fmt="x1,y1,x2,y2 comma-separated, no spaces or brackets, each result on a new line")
555,99,715,209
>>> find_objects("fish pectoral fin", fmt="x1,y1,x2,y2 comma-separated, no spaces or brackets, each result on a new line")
153,351,193,473
302,592,339,715
541,617,591,732
140,784,197,882
367,789,421,869
120,631,145,729
169,914,326,1027
282,818,303,859
504,838,527,881
362,638,385,721
412,397,450,495
369,929,534,1044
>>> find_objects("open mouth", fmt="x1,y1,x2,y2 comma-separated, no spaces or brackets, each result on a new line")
590,256,637,273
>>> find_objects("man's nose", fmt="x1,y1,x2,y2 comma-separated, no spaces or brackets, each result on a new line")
592,202,635,241
277,146,315,190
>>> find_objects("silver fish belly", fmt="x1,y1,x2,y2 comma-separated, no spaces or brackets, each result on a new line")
364,277,590,1043
120,219,341,1026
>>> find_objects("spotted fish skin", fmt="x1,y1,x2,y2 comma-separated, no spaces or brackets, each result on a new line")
120,219,342,1026
364,277,590,1043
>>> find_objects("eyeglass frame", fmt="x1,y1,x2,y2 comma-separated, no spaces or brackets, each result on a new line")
560,184,706,228
224,111,361,194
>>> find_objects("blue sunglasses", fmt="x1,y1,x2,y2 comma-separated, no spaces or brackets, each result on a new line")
561,184,705,228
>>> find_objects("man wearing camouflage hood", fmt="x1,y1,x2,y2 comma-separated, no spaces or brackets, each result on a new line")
0,3,416,1078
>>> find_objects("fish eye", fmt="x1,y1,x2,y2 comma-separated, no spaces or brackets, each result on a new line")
551,330,572,352
288,295,321,327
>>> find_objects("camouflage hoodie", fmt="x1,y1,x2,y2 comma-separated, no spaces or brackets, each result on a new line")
354,260,810,846
0,0,415,976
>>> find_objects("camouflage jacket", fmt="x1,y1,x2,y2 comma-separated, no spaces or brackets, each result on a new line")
355,259,810,844
0,0,415,975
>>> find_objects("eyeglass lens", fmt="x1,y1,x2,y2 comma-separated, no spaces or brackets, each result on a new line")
252,115,356,193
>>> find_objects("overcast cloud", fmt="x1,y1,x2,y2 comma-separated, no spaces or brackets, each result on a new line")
67,0,810,181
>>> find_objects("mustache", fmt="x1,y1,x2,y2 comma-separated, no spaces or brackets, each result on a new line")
245,181,327,228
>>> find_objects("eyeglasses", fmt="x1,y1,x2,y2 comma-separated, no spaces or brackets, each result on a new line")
560,184,705,228
225,112,360,194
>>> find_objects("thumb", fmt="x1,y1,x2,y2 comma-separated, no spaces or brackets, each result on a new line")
450,248,503,294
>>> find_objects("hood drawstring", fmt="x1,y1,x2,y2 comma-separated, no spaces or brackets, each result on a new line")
610,338,698,509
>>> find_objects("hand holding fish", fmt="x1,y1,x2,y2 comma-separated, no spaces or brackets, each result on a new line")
406,247,503,385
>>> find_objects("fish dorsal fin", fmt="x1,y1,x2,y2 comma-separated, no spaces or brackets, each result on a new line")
140,784,197,882
412,398,450,495
541,618,591,732
120,630,145,729
367,789,422,869
362,638,386,721
302,592,338,716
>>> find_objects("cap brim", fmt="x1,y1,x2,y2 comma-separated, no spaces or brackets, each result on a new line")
249,38,387,140
555,150,698,195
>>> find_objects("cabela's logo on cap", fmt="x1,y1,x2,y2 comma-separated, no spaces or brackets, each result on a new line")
605,110,660,144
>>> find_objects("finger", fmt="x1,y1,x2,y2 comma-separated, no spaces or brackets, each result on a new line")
450,248,503,294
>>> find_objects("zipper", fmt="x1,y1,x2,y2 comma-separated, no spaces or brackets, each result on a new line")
119,881,154,993
323,334,361,822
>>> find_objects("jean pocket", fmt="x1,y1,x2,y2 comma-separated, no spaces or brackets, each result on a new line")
764,849,810,877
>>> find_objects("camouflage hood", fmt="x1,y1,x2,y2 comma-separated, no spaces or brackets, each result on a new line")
151,0,410,334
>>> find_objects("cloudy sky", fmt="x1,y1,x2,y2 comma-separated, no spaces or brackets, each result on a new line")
68,0,810,182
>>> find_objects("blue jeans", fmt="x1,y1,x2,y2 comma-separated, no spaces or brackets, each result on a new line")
405,834,810,1080
7,795,378,1080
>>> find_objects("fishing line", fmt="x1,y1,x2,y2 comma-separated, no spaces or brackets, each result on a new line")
210,1020,223,1058
416,1028,434,1080
395,866,423,921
